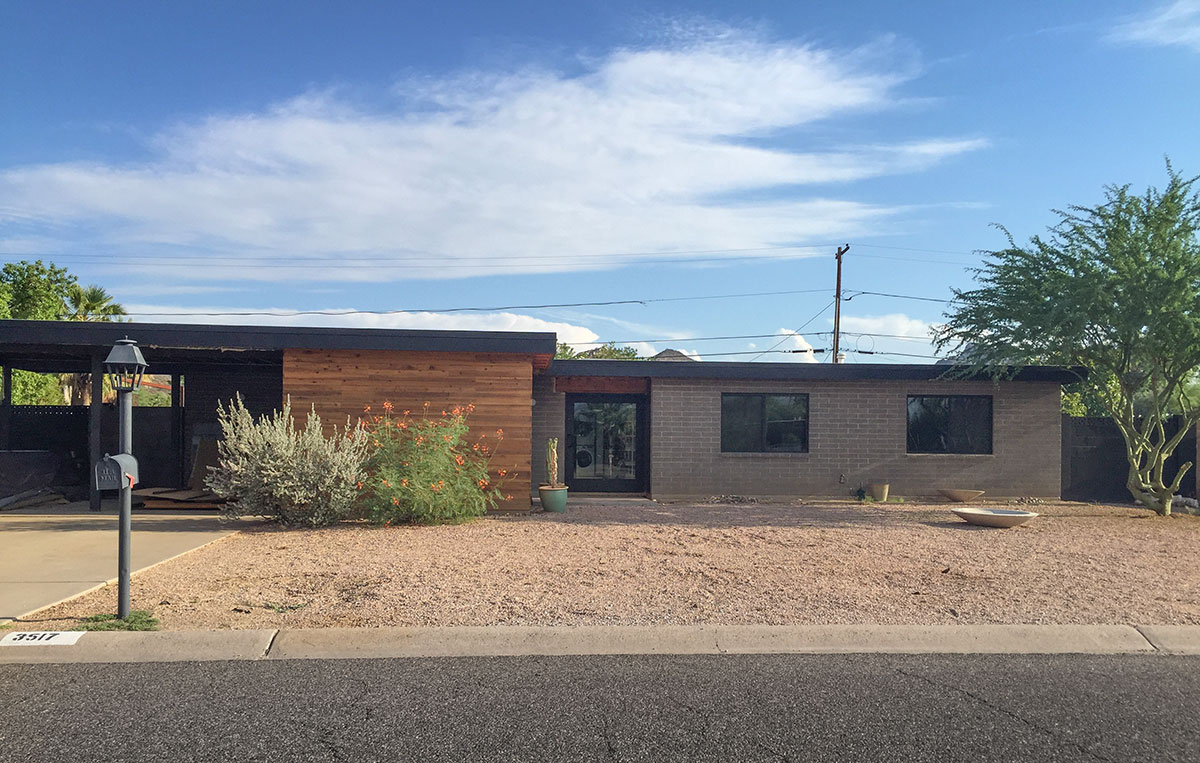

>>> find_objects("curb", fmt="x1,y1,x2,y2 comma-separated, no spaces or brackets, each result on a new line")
0,629,276,664
3,624,1199,664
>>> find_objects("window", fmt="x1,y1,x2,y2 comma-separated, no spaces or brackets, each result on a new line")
721,394,809,453
906,395,992,454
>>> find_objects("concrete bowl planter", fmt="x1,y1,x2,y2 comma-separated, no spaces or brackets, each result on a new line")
939,488,986,502
867,482,890,502
538,485,569,513
951,507,1038,528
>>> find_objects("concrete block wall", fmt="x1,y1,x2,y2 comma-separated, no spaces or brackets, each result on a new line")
531,375,566,488
649,378,1062,500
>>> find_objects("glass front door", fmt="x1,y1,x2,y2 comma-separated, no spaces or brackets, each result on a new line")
565,394,647,492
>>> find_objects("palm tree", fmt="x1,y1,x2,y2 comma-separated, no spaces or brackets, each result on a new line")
61,285,127,405
63,284,127,321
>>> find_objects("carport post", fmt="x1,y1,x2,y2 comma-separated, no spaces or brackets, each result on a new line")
1,365,11,448
89,353,103,512
171,373,183,487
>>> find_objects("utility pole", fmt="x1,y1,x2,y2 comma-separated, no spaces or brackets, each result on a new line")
832,244,850,364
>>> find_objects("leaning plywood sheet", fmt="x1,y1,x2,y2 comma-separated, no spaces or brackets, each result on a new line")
188,438,221,492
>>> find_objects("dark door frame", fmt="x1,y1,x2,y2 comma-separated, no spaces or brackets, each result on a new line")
564,393,649,493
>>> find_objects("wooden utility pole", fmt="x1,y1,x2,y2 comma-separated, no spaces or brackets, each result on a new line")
832,244,850,364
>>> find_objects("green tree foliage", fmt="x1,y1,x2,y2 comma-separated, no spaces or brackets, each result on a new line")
62,284,126,321
555,341,641,359
935,165,1200,515
1,260,76,320
1,261,79,405
59,284,127,404
0,260,128,405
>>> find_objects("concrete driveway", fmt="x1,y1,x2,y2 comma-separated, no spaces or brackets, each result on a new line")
0,501,242,621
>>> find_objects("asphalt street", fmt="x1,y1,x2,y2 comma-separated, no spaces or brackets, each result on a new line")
2,653,1198,762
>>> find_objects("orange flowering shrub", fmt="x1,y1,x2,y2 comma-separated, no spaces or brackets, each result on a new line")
360,402,514,524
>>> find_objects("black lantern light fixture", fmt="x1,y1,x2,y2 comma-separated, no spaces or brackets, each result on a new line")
104,337,148,392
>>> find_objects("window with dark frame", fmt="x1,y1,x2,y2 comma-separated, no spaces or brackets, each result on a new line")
906,395,993,454
720,393,809,453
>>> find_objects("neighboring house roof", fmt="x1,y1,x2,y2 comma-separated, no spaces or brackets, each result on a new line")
649,349,696,361
546,358,1085,384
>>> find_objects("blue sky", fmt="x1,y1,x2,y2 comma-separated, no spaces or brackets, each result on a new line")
2,1,1198,362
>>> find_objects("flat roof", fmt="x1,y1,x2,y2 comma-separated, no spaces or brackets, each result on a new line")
0,320,557,373
546,359,1085,384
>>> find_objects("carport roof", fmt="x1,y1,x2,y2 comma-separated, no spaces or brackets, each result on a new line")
0,320,557,374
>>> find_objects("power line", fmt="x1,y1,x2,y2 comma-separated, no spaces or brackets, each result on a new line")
747,299,836,362
0,241,988,271
564,329,834,347
108,287,834,318
851,349,944,359
844,290,954,304
21,251,835,271
0,244,846,270
561,329,936,348
0,241,984,265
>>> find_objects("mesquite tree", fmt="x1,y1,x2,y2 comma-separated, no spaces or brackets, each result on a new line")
935,166,1200,515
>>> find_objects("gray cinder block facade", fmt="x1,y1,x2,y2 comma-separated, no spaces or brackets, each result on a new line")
536,360,1076,501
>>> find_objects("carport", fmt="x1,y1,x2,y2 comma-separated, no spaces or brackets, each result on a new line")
0,321,284,511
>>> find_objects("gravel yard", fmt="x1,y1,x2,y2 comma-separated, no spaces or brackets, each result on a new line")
17,499,1200,630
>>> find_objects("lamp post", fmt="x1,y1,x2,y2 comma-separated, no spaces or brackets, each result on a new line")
103,337,147,619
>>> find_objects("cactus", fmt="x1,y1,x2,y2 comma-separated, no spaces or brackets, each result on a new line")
546,438,560,487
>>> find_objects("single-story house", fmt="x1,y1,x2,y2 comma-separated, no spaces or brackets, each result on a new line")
0,320,1081,509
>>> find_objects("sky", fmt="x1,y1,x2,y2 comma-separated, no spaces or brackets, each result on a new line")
2,1,1198,363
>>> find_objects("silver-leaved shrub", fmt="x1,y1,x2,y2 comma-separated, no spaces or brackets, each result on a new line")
207,395,370,526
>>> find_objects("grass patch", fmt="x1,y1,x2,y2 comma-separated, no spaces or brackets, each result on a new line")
73,610,160,631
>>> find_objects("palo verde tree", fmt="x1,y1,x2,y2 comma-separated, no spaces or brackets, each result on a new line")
935,165,1200,515
555,342,640,359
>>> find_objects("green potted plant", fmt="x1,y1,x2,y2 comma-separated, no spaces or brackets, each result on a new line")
538,437,569,512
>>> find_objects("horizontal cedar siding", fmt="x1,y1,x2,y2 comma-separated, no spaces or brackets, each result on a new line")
282,348,534,510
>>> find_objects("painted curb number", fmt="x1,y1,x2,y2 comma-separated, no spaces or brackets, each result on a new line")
1,631,85,646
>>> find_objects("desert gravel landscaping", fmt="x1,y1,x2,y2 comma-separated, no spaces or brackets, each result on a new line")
17,499,1200,630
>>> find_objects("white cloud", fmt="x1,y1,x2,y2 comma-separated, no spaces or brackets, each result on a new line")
838,312,939,361
0,28,986,283
120,304,599,344
839,312,933,338
768,328,820,363
1108,1,1200,52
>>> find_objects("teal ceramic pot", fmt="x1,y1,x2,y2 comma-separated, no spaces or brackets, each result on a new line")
538,486,568,512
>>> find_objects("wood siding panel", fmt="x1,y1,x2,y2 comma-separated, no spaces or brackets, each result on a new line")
283,349,534,510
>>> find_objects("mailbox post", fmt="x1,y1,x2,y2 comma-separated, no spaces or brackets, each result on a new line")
102,338,147,619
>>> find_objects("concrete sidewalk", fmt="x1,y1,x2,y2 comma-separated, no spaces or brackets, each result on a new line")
3,624,1200,664
0,502,242,622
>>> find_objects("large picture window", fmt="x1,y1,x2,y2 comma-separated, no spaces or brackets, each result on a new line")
906,395,993,454
721,393,809,453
